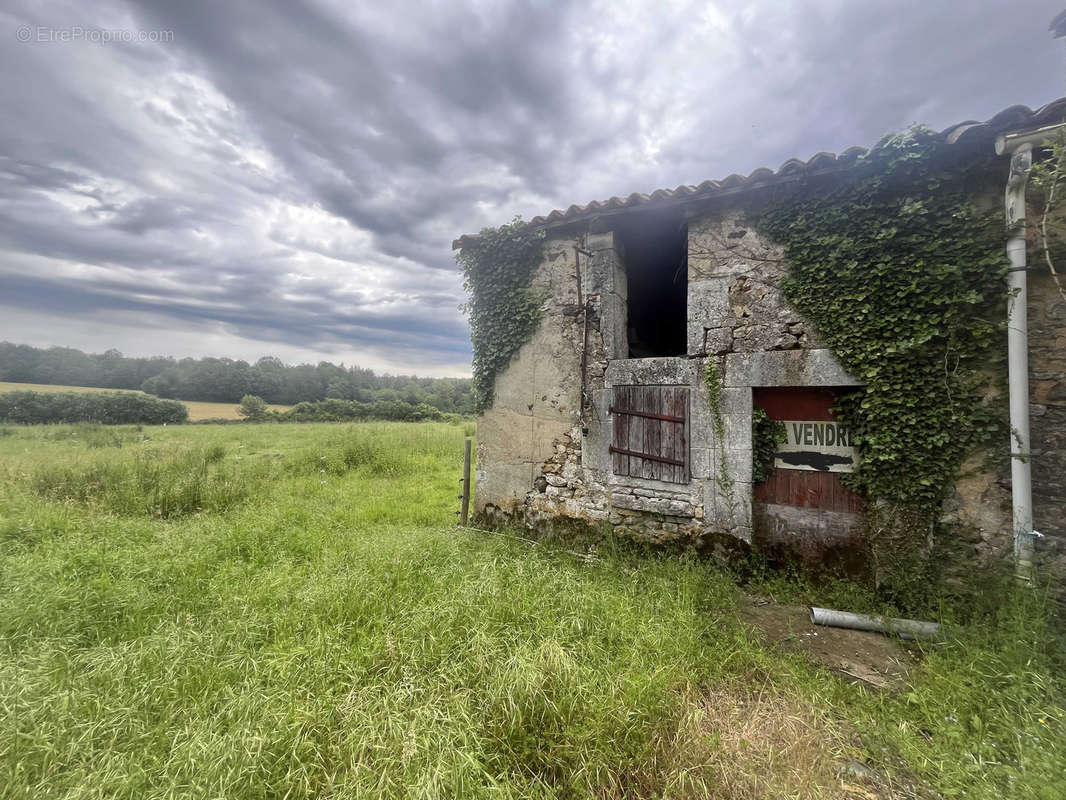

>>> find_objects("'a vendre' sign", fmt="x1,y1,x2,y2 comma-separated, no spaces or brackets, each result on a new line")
774,420,857,473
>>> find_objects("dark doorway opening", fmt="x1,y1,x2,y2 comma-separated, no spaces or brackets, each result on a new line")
617,211,687,358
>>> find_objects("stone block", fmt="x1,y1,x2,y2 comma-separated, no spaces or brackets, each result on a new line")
720,386,753,418
581,389,611,472
690,447,714,479
703,478,753,532
687,321,706,356
770,332,800,350
724,448,753,484
731,525,754,544
705,327,734,355
687,278,733,329
600,292,628,359
610,493,696,517
585,231,624,297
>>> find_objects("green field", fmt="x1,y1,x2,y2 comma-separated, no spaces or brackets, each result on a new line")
0,382,292,421
0,422,1063,799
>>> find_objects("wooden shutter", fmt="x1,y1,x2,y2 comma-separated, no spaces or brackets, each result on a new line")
610,386,689,483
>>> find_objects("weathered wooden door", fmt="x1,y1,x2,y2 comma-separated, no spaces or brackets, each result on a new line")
752,387,866,575
609,385,690,483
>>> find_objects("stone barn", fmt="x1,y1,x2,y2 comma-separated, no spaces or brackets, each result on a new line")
454,98,1066,579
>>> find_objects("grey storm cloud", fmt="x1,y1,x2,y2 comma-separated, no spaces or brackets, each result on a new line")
0,0,1062,375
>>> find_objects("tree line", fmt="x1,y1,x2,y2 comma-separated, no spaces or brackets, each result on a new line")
0,342,474,414
236,395,458,424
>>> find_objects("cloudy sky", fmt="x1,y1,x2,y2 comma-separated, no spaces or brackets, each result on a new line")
1,0,1063,376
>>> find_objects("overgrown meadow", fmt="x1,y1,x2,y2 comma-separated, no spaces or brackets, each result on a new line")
0,422,1063,799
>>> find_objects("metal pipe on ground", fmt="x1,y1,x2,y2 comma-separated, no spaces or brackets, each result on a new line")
809,607,940,641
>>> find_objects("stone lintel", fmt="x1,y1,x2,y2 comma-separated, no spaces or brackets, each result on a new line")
724,349,859,388
605,357,700,387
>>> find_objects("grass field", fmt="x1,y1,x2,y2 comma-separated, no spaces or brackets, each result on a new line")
0,422,1063,799
0,382,292,421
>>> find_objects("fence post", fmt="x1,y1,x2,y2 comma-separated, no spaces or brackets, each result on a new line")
460,437,472,526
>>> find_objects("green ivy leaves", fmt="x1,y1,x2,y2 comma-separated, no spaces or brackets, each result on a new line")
457,218,546,412
759,126,1008,518
752,407,787,485
705,360,733,492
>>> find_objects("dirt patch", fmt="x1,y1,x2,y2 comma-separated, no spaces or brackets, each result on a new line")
740,597,917,690
648,684,892,799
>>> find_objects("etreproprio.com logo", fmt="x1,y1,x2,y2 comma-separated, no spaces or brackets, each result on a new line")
16,25,174,44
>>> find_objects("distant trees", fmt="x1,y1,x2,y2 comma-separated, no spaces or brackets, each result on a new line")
0,342,174,390
0,389,473,426
0,342,474,415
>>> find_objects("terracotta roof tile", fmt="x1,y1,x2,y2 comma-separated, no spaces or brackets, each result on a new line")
454,97,1066,249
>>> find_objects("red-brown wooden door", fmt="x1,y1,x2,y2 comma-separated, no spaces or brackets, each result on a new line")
752,387,866,575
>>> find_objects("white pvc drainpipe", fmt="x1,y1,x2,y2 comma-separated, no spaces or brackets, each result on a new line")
994,124,1064,580
810,607,941,640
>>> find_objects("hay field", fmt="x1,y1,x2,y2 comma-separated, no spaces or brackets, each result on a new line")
0,381,291,421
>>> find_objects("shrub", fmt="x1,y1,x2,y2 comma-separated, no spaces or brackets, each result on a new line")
0,391,187,425
281,398,445,423
237,394,269,421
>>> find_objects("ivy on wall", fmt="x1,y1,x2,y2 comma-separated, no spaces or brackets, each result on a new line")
758,127,1008,583
751,407,786,485
704,359,733,494
457,218,546,412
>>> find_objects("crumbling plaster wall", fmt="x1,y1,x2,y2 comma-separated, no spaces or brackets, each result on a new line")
1015,186,1066,573
940,197,1066,576
475,236,584,517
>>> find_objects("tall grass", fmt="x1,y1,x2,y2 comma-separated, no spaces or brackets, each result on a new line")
854,584,1066,797
29,443,251,518
0,422,1062,799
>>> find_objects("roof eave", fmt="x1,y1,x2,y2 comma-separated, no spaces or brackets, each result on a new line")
453,96,1066,250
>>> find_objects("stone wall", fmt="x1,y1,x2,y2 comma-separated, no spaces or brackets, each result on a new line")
475,208,857,550
939,260,1066,578
474,190,1059,578
1029,267,1066,570
687,208,822,356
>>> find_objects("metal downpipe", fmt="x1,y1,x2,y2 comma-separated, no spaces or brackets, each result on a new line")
1005,148,1035,580
994,125,1065,580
